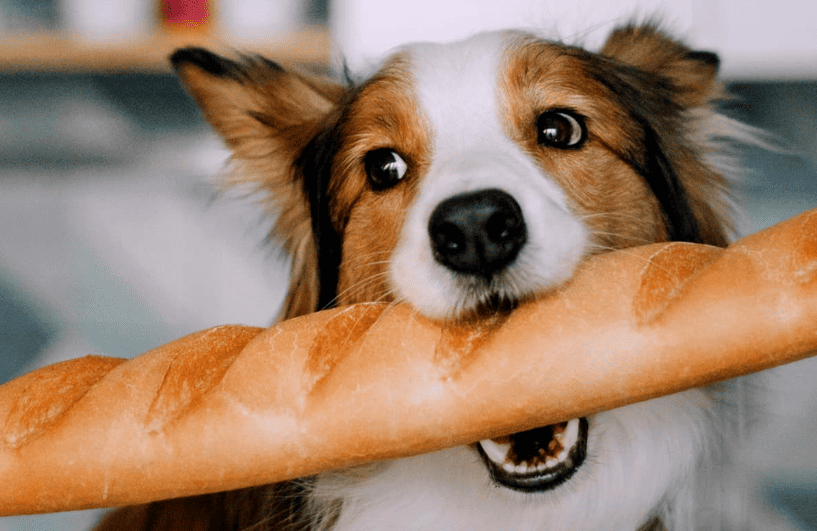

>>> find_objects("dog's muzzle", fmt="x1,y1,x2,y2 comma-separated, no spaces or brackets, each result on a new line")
428,188,588,491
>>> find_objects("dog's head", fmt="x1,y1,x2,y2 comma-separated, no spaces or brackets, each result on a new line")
172,23,735,322
172,23,743,509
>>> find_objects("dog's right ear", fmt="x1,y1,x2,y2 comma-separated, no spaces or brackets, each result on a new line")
170,48,347,156
171,48,350,319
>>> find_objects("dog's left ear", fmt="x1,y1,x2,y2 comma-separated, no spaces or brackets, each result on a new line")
597,24,736,246
600,24,722,108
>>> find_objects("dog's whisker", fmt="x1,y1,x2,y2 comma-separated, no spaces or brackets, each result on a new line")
587,231,657,246
579,211,661,223
348,251,393,263
327,271,394,308
584,242,704,279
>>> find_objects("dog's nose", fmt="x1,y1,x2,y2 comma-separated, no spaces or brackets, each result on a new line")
428,189,527,278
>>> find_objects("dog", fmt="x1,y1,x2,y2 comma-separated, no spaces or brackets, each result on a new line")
96,22,768,531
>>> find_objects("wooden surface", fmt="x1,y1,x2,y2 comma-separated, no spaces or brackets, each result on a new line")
0,27,331,72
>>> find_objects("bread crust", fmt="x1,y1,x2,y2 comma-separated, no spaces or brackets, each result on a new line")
2,208,816,516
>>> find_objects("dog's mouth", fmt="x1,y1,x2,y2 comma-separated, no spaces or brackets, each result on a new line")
477,418,588,492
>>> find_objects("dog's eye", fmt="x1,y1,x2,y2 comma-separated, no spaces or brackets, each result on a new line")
537,111,586,149
365,149,408,190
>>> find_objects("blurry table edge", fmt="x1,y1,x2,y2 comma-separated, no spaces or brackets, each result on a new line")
0,27,331,73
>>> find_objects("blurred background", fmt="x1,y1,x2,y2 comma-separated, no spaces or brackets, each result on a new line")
0,0,815,529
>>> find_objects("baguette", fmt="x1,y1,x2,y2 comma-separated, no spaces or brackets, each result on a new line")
1,208,816,516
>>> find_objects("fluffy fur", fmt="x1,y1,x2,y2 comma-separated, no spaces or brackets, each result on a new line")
97,23,771,531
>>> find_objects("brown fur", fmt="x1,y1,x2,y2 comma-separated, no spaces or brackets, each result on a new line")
502,26,731,252
96,24,739,530
598,24,733,247
329,55,433,306
501,42,669,249
94,484,310,531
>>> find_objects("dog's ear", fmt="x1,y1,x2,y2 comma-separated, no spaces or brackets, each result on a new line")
597,24,736,246
600,23,722,108
171,48,350,319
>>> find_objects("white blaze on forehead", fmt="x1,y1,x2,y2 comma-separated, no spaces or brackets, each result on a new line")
388,31,589,319
403,31,513,152
401,30,573,206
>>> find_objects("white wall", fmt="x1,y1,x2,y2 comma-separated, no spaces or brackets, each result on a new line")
331,0,817,79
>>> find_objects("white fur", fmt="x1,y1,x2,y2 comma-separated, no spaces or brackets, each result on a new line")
312,389,736,531
389,32,588,319
307,31,782,531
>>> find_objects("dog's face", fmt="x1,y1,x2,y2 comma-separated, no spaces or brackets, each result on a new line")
173,24,738,529
172,24,731,321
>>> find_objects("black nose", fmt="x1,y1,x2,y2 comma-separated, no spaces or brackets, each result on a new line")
428,189,527,278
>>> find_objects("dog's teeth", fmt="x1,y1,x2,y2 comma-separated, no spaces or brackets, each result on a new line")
480,418,584,478
561,418,580,448
479,438,512,465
